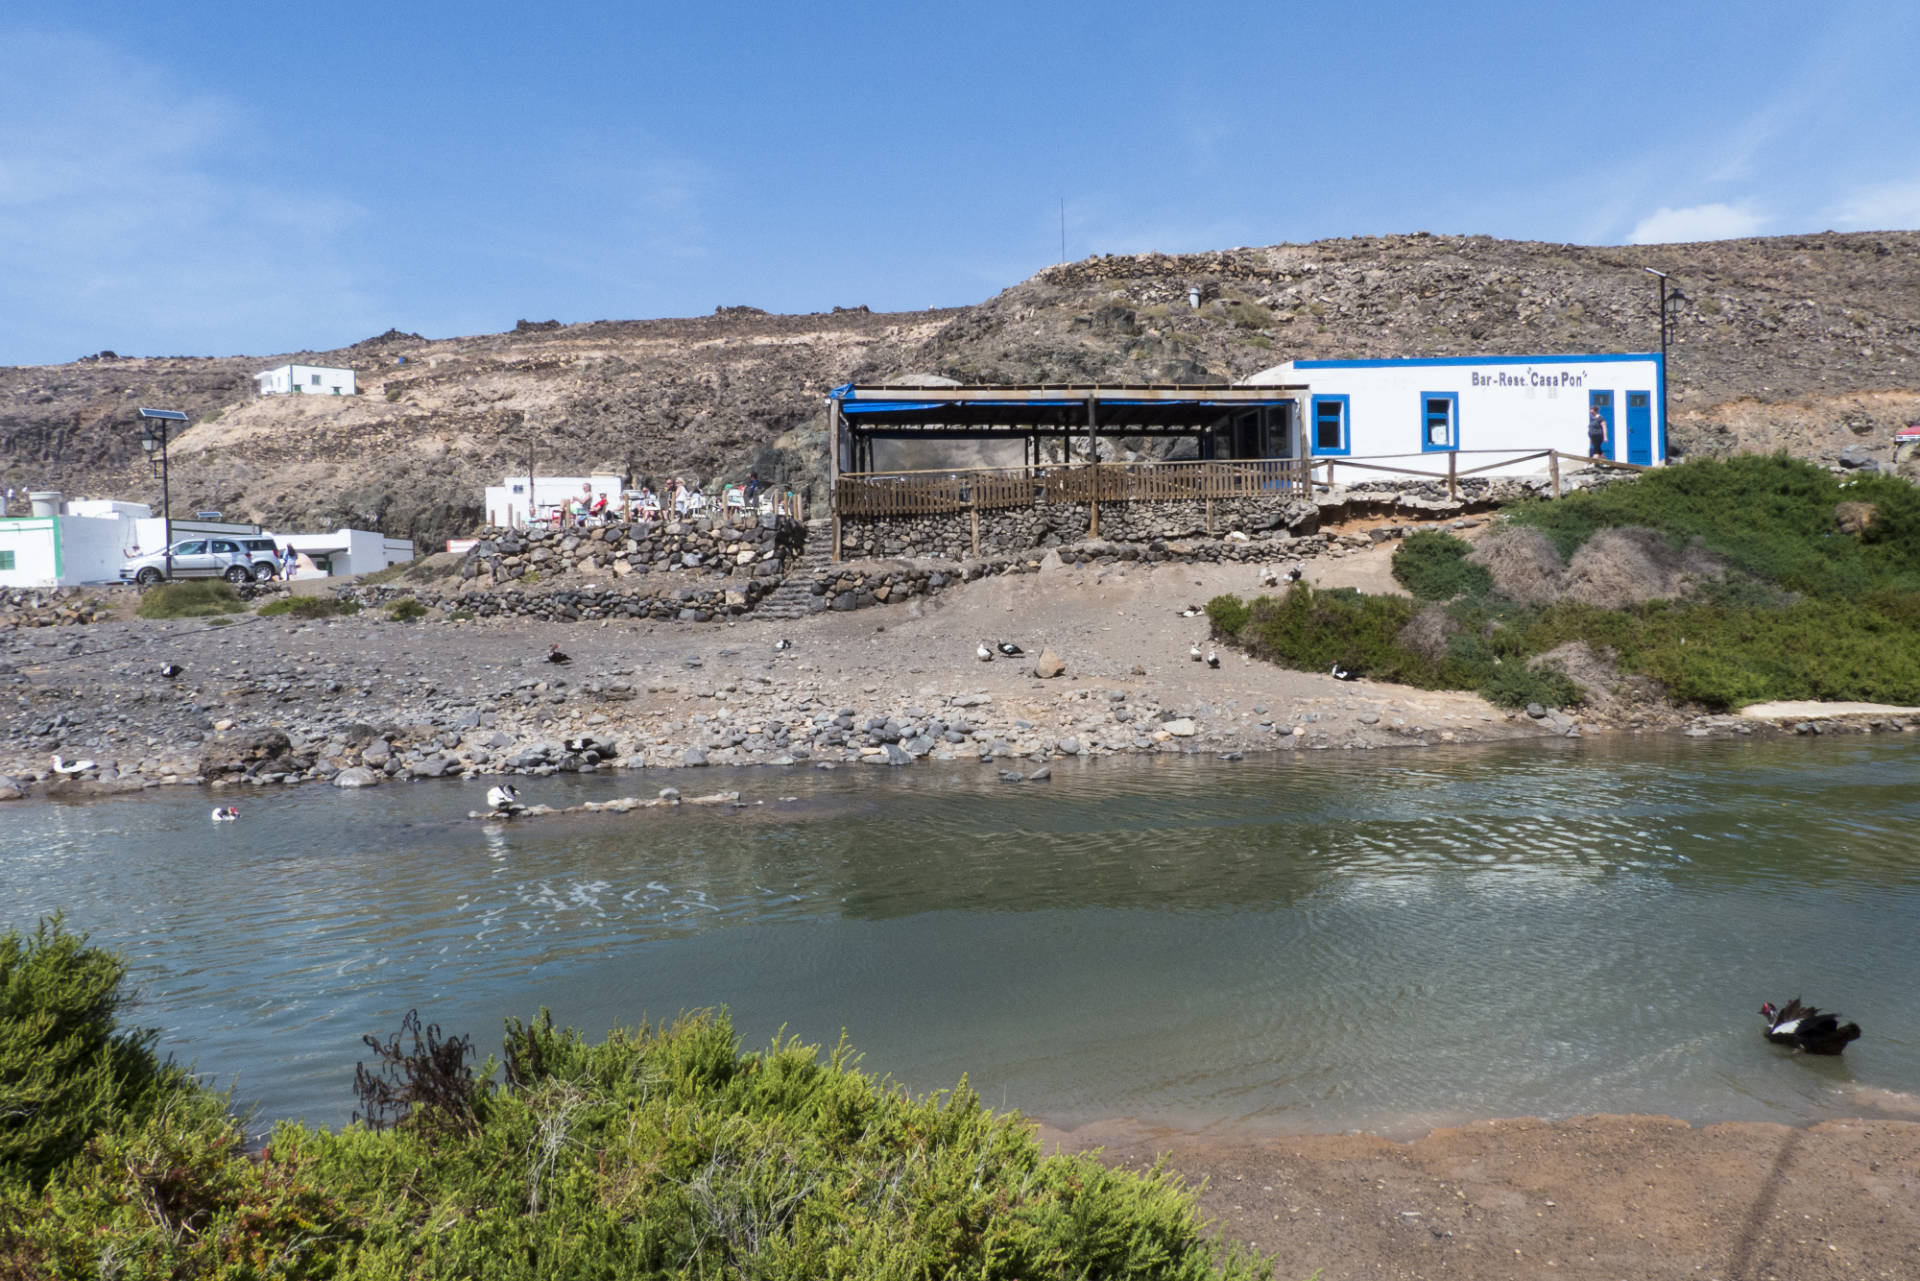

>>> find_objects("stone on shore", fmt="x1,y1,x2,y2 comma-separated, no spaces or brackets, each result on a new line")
0,775,25,801
333,766,380,788
1031,646,1066,678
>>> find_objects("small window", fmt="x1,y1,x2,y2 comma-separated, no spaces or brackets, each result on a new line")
1420,391,1458,451
0,550,14,571
1310,394,1350,455
1628,392,1648,408
310,373,321,386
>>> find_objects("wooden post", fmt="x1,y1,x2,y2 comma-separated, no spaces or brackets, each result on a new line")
1548,450,1561,499
970,492,980,557
1206,498,1214,534
1085,396,1099,540
1447,451,1458,500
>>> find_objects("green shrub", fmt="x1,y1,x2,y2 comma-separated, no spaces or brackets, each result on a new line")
1391,530,1493,601
1204,594,1251,639
257,595,361,618
133,580,248,619
386,597,429,622
2,981,1269,1279
1479,661,1584,710
1220,586,1453,687
0,918,178,1190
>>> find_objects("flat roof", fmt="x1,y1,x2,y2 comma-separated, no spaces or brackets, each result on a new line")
829,382,1306,437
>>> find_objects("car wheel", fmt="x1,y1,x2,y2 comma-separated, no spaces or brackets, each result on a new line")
136,567,163,586
225,565,250,584
253,564,277,582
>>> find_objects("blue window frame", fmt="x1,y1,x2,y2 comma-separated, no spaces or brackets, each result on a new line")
1419,391,1458,452
1310,394,1350,456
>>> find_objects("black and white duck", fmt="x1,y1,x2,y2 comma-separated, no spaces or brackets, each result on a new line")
1760,998,1861,1055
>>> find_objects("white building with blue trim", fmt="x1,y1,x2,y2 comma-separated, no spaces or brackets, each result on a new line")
1244,352,1665,474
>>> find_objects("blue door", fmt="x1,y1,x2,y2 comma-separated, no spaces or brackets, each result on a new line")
1588,390,1614,459
1625,391,1652,465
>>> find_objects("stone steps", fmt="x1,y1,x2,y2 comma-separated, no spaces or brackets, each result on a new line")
753,521,835,621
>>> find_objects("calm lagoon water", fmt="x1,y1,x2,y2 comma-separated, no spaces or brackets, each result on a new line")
5,735,1918,1139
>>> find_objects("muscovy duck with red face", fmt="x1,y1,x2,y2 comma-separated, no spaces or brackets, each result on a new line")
1760,999,1861,1055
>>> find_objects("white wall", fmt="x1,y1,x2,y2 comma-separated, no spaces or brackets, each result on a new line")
484,473,625,528
0,519,59,587
0,514,137,587
280,529,414,576
1246,354,1664,477
255,364,356,396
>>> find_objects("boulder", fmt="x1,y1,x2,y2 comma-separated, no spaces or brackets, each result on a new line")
1031,646,1066,678
199,728,292,779
0,775,26,801
332,766,380,788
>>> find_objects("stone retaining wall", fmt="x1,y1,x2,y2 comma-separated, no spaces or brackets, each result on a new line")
458,515,803,589
0,587,115,629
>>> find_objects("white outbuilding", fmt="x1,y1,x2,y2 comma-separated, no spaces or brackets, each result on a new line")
1244,352,1666,474
255,364,356,396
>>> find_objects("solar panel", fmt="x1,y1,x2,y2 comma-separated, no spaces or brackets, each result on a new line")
137,407,189,422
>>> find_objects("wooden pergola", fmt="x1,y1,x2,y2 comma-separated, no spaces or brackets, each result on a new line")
826,382,1307,479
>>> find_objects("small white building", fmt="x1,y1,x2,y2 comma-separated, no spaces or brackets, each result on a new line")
483,473,625,529
255,364,356,396
1244,352,1666,475
278,529,414,577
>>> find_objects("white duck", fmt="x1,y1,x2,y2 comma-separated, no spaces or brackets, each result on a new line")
486,785,524,816
1189,643,1203,662
211,806,238,821
50,755,95,774
976,641,994,662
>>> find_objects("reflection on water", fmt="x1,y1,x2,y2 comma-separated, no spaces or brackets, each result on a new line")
4,734,1918,1137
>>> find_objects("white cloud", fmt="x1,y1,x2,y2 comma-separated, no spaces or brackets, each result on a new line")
1626,202,1769,246
1822,179,1920,231
0,30,378,363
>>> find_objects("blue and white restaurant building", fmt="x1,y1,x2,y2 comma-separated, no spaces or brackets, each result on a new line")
1244,352,1666,473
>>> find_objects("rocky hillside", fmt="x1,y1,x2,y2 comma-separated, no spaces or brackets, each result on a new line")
4,231,1917,550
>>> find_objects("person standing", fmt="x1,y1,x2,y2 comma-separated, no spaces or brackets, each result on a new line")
280,544,298,579
1587,406,1608,459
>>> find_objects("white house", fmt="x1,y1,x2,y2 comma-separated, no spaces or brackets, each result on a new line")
1243,353,1666,475
0,498,268,588
278,529,414,577
255,364,356,396
483,473,625,529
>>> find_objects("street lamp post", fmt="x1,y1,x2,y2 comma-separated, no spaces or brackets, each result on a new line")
138,408,187,580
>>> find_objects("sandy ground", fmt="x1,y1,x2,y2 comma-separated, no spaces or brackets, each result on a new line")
1739,701,1920,721
1037,1114,1920,1281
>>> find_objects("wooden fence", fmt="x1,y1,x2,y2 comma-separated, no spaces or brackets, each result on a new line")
834,450,1651,518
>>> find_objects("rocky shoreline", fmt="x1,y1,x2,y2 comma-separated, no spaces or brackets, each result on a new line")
4,540,1917,804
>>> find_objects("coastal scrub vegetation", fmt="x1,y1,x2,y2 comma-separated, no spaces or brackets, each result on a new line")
257,596,360,619
0,920,1265,1280
1209,456,1920,711
133,580,249,620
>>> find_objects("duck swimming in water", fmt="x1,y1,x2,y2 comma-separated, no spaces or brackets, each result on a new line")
211,806,238,821
1761,999,1861,1055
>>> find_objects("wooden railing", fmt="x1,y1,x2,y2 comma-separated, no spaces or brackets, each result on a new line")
835,449,1652,517
835,458,1309,517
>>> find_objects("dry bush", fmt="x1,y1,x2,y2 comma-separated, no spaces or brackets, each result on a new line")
1561,527,1725,608
1396,605,1460,663
1466,525,1563,604
1527,641,1663,717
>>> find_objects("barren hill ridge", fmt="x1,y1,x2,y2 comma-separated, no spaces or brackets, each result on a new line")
3,230,1917,551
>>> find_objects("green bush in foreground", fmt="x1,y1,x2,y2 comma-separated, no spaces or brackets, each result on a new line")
133,580,248,619
0,923,1266,1280
385,597,429,622
0,917,180,1190
257,595,361,619
1390,530,1492,602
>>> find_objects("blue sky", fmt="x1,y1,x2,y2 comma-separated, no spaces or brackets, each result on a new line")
4,0,1918,366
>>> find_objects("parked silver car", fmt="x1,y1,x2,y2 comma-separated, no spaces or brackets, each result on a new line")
120,538,259,585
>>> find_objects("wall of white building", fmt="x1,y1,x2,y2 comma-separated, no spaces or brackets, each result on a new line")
1245,354,1665,476
281,530,414,576
483,474,625,528
0,514,140,587
255,364,357,396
